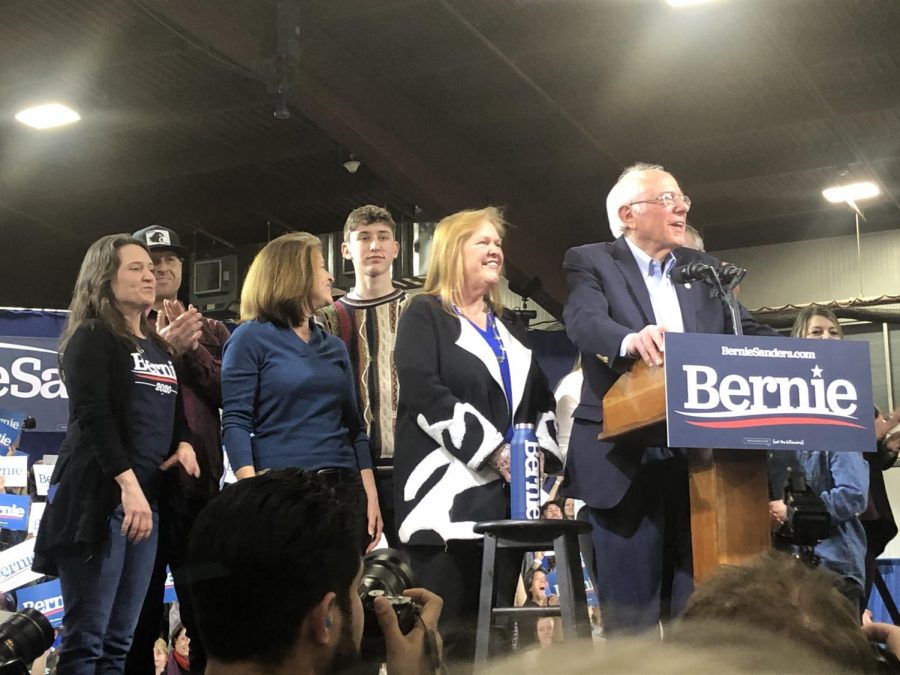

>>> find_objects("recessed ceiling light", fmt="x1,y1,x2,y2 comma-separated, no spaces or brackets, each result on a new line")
14,103,81,129
666,0,720,6
822,181,881,204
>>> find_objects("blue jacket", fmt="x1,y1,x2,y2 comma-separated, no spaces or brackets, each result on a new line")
798,450,869,587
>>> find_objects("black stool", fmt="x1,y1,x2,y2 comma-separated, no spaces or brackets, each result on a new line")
473,519,593,666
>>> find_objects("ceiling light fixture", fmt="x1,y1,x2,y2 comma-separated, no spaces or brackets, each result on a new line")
821,181,881,204
823,179,881,299
343,155,361,174
15,103,81,129
666,0,720,6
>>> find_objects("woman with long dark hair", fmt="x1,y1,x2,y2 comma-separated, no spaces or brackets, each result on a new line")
34,234,198,674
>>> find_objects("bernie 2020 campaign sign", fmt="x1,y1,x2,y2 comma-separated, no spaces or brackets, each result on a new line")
17,579,64,628
664,333,875,452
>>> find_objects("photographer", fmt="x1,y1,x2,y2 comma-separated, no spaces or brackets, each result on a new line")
185,469,443,675
768,306,869,614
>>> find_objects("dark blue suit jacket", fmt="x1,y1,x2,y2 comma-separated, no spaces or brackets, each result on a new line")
562,236,778,510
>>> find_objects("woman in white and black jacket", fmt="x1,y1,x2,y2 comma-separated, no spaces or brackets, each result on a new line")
394,207,562,658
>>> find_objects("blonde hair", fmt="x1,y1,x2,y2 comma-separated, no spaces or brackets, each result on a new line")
240,232,323,327
423,207,506,315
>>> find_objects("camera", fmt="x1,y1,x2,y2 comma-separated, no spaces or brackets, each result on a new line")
358,549,420,661
0,607,55,674
774,469,831,565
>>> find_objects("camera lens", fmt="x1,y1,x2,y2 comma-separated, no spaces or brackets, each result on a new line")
359,549,417,602
358,549,418,663
0,608,55,664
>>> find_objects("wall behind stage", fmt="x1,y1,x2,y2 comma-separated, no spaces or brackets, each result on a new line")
712,229,900,309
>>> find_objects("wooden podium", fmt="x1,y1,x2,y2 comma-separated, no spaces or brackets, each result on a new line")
600,359,770,581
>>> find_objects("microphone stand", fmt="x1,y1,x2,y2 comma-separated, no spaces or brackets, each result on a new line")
704,268,743,337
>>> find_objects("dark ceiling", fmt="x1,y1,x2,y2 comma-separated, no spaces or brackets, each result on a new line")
3,0,900,316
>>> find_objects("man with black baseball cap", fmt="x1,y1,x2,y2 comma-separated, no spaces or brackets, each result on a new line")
127,224,230,675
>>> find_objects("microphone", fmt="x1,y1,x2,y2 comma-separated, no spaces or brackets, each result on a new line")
670,261,715,284
719,263,746,288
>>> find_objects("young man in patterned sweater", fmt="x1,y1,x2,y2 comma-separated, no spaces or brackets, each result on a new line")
319,205,407,546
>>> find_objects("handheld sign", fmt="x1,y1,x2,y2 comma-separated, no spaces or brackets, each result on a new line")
0,538,42,593
33,464,53,496
28,501,46,536
0,407,26,453
17,579,64,627
163,566,179,604
665,333,875,452
0,455,28,488
0,494,30,531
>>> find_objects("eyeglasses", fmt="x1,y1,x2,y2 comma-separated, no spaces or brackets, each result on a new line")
628,192,691,209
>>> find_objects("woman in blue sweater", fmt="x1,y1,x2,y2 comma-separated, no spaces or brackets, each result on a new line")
221,232,382,551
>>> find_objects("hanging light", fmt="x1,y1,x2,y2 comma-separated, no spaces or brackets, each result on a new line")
821,182,880,204
15,103,81,129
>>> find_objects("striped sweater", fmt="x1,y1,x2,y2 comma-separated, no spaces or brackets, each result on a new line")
319,289,408,461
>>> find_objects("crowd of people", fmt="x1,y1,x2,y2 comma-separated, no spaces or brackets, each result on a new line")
15,162,900,673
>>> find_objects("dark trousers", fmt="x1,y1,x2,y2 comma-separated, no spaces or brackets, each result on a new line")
375,465,399,548
126,486,210,675
57,507,158,675
586,457,693,635
318,468,371,553
404,540,519,667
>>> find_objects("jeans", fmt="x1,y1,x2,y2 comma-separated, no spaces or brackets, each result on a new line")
56,506,159,674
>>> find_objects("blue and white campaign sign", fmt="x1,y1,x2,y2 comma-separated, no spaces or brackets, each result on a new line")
33,463,53,496
0,494,30,531
0,538,42,592
163,566,179,604
28,501,46,536
0,454,29,488
665,333,875,452
18,579,64,627
0,337,67,432
0,407,26,452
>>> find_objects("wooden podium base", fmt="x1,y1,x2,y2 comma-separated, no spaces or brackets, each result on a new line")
599,358,772,582
688,448,771,582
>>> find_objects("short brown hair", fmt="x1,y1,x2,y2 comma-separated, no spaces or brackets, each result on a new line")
343,205,396,242
240,232,323,327
680,551,875,671
423,206,506,316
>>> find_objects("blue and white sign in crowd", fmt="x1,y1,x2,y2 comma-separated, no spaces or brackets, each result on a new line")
17,578,64,628
665,333,876,453
0,493,31,531
0,405,27,452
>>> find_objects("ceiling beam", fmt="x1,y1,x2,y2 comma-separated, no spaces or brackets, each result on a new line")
141,0,576,316
2,128,336,205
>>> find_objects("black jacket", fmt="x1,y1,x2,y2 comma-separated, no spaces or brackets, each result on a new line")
562,238,778,508
33,320,190,575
